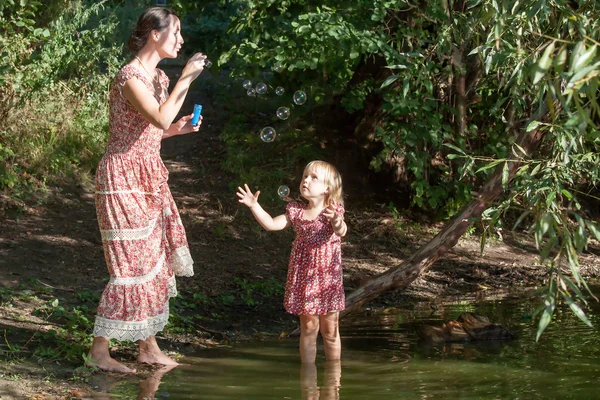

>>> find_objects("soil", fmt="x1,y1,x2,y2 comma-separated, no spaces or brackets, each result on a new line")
2,66,600,399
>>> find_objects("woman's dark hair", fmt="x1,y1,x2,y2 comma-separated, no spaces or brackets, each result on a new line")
127,7,178,54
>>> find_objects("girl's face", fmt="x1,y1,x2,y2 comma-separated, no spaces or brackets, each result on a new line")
155,15,183,59
300,168,329,201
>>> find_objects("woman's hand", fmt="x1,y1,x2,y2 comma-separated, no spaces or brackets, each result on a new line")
180,52,206,82
163,114,201,138
236,184,260,208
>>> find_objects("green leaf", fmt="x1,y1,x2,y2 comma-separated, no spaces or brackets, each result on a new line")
402,79,410,98
539,212,552,236
569,41,585,73
476,159,502,173
586,220,600,242
380,75,399,89
532,42,555,84
554,44,568,73
443,143,466,154
480,231,487,255
527,120,541,132
562,277,587,303
512,210,531,231
561,189,573,200
502,162,509,189
562,293,593,327
571,44,597,72
468,45,489,56
536,304,553,342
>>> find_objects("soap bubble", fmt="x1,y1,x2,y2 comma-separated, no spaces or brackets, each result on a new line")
256,82,267,95
247,88,256,97
293,90,307,105
243,80,253,89
278,185,290,198
260,127,276,142
273,62,284,72
204,60,212,68
275,86,285,96
276,107,290,120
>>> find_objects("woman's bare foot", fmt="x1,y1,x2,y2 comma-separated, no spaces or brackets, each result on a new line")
88,337,136,373
137,336,179,366
87,352,137,374
137,350,179,365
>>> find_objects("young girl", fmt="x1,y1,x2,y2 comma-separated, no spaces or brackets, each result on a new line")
237,161,347,363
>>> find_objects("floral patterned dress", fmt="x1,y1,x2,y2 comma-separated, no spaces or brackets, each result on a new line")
93,64,194,342
284,202,345,315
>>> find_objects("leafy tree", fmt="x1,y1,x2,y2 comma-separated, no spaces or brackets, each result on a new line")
214,0,600,338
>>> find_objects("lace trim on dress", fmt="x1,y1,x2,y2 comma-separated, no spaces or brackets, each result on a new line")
100,218,157,241
172,246,194,277
93,299,171,342
95,189,158,195
109,252,166,285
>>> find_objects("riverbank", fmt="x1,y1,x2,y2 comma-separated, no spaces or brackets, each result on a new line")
2,68,600,399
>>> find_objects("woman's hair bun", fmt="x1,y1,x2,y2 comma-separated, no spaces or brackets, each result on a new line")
127,7,177,54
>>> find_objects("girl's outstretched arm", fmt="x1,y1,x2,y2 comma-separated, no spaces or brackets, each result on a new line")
237,184,290,231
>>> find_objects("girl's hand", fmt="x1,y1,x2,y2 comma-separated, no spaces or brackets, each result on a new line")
324,202,343,226
324,202,339,221
170,113,202,136
236,184,260,208
181,52,206,82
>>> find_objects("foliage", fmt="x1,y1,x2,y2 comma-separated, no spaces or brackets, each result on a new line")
211,0,600,337
440,1,600,339
0,0,122,204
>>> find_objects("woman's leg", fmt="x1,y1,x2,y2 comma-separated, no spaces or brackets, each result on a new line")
319,312,341,361
88,336,136,373
137,335,179,365
299,315,320,363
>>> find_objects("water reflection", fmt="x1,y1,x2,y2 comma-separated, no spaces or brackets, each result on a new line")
87,364,176,399
301,361,341,400
90,286,600,399
136,364,176,400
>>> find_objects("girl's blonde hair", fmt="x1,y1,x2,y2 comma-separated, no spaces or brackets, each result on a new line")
303,160,344,207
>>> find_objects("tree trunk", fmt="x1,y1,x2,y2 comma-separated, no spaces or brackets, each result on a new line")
342,124,547,316
452,46,467,137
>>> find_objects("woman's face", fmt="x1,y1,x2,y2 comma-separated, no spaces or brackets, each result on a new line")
155,15,183,59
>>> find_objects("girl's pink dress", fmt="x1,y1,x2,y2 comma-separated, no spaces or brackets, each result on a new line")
93,64,194,342
284,202,345,315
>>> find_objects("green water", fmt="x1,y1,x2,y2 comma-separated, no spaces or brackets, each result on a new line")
91,287,600,399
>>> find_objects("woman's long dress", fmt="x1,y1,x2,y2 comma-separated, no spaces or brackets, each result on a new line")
92,64,194,342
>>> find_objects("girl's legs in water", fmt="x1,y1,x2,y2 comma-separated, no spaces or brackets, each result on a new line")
137,335,179,365
319,312,341,361
88,336,136,373
299,315,320,363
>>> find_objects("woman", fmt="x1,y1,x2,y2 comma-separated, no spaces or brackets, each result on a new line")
89,7,204,373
